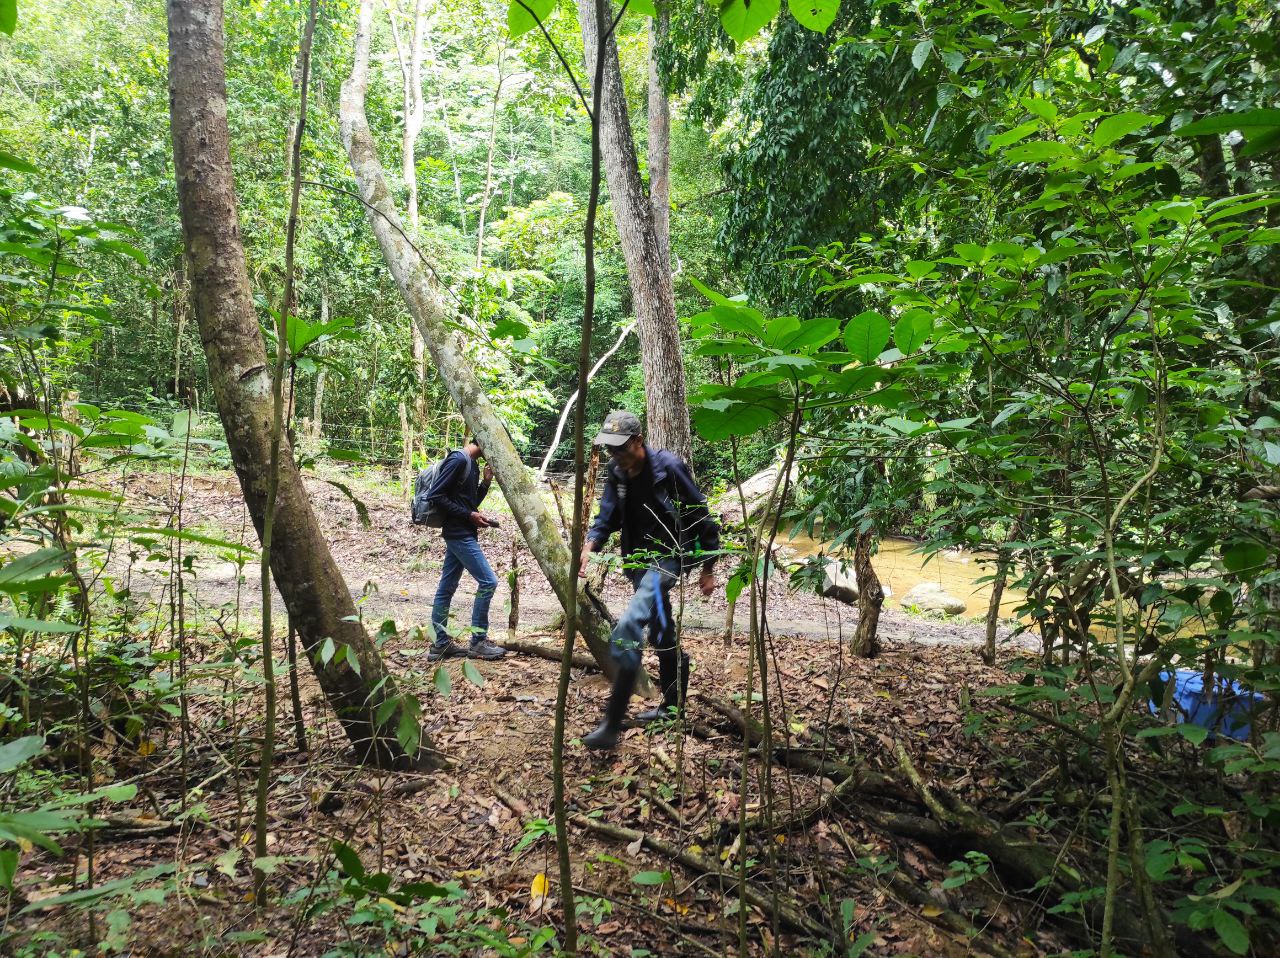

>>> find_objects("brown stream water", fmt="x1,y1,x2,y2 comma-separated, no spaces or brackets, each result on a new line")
783,532,1027,619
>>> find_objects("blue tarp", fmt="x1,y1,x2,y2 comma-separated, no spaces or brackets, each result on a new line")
1146,669,1266,742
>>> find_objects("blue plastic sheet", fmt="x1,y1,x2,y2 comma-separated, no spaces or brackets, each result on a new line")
1146,669,1266,742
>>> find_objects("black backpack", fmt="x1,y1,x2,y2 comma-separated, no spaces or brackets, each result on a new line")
411,450,471,527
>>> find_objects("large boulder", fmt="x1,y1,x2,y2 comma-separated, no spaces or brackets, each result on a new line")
717,462,799,528
821,560,859,604
900,582,967,616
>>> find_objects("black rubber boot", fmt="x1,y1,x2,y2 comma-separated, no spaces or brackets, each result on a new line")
583,665,638,751
637,651,690,724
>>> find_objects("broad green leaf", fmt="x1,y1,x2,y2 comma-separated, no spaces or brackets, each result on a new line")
332,840,365,879
1081,24,1106,45
843,310,891,365
988,121,1038,150
320,636,336,666
893,312,932,355
911,38,933,70
1222,541,1267,575
0,615,80,634
0,736,44,773
123,526,257,556
1212,909,1249,955
1174,109,1280,137
0,150,35,173
0,0,14,35
632,870,671,885
1177,724,1209,746
0,849,16,891
462,659,485,687
0,548,69,595
1004,141,1070,163
508,0,555,38
433,665,452,696
1093,112,1158,148
718,0,780,44
788,0,837,34
628,0,656,15
775,317,840,351
693,395,785,441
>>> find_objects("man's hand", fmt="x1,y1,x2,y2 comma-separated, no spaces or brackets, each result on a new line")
471,511,491,528
699,566,716,597
579,545,594,578
482,463,494,483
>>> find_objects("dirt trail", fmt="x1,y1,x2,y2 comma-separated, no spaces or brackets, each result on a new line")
119,468,1027,655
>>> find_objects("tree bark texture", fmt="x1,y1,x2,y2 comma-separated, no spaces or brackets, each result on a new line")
339,0,628,681
648,5,671,269
166,0,429,770
851,532,883,657
578,0,690,462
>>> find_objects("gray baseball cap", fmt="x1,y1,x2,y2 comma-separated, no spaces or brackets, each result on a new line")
593,409,642,447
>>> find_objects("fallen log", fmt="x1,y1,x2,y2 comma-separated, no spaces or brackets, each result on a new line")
497,638,599,672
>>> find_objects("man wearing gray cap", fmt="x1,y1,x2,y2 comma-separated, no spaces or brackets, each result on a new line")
577,410,720,750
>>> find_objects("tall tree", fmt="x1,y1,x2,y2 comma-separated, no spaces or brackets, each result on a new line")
340,0,640,686
576,0,691,461
166,0,429,769
648,4,671,268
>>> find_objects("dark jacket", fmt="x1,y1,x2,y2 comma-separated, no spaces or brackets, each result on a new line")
586,446,720,571
426,450,490,540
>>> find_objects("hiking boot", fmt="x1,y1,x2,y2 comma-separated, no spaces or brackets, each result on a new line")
468,638,507,660
584,665,638,751
427,639,467,662
637,650,690,724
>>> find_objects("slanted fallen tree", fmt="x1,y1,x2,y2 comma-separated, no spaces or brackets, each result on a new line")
338,0,631,683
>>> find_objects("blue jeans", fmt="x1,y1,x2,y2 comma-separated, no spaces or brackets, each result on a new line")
431,537,498,645
610,558,681,672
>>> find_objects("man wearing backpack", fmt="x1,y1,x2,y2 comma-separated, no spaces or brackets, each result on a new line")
577,410,720,750
424,438,506,662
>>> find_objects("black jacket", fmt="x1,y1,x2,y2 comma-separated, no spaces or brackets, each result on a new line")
426,450,490,540
586,446,720,571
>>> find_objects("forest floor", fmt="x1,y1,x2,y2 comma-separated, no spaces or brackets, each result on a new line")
11,466,1080,957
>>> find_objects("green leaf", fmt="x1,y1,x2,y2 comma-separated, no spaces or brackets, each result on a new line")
0,849,17,891
843,311,891,365
332,840,365,879
774,317,840,351
1093,112,1158,148
0,0,14,36
787,0,837,34
1178,724,1209,746
0,548,70,595
1222,541,1267,575
319,636,335,667
0,615,81,634
628,0,656,15
433,666,452,697
893,312,932,355
0,150,35,173
718,0,780,44
693,397,785,441
911,38,933,70
632,870,671,886
1175,109,1280,137
987,121,1039,150
1212,909,1249,955
507,0,555,38
0,736,44,773
462,659,485,687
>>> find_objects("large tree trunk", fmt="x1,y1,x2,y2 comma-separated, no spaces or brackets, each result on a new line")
339,0,635,685
648,5,671,270
578,0,691,462
166,0,429,770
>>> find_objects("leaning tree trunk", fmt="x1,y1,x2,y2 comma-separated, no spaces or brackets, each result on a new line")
339,0,634,684
851,532,883,657
578,0,690,463
166,0,429,769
